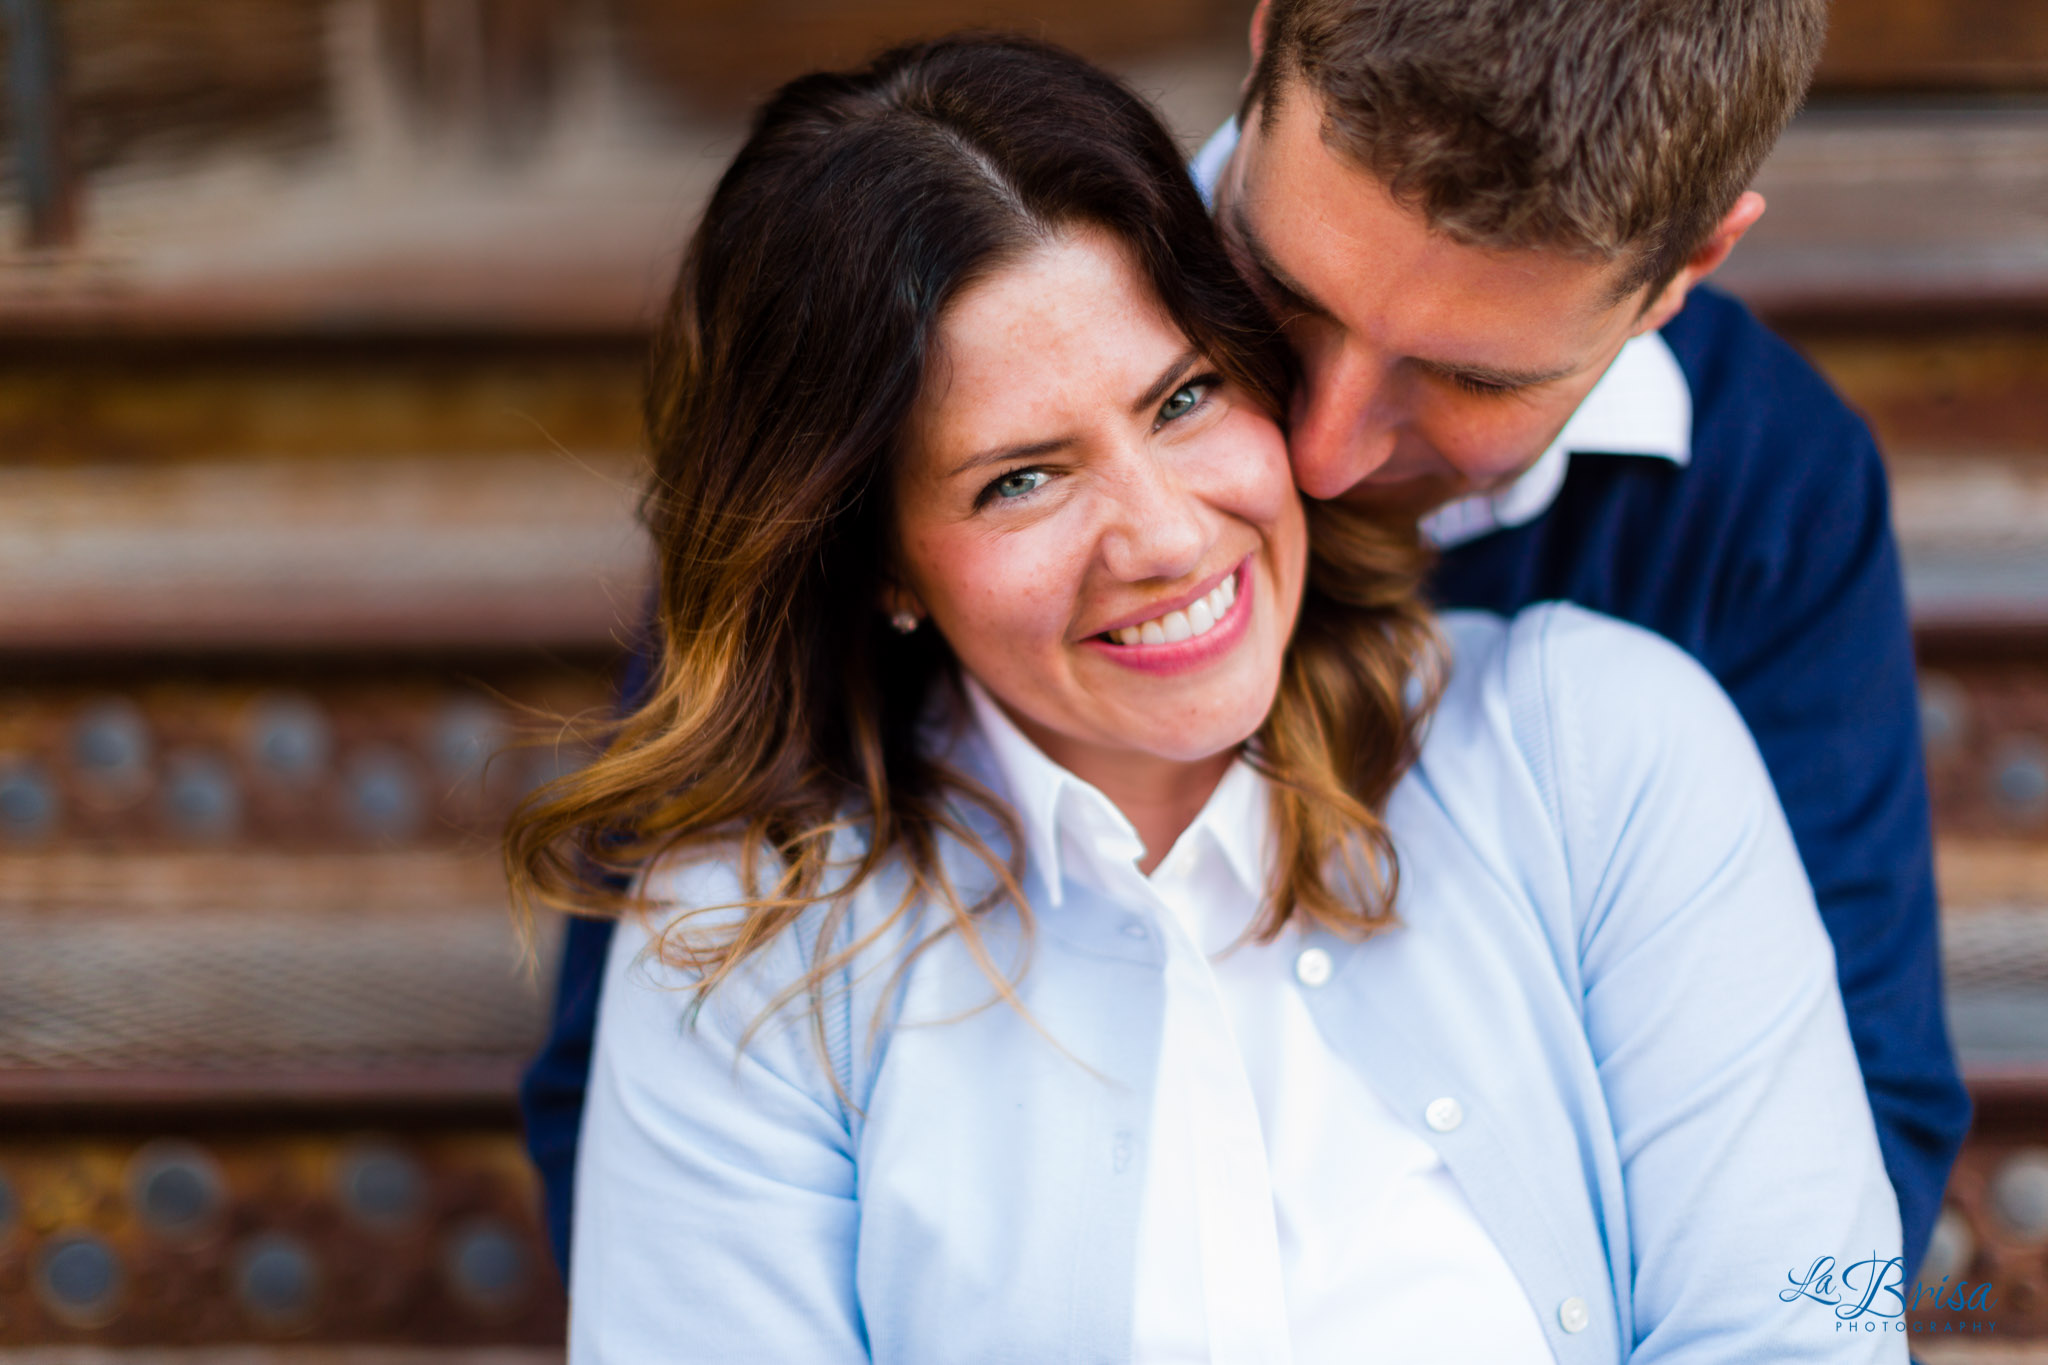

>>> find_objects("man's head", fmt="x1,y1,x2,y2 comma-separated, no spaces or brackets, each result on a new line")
1217,0,1827,510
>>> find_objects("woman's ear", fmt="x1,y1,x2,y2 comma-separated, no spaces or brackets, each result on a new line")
881,584,925,635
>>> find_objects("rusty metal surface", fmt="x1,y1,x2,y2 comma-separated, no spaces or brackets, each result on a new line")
1815,0,2048,93
1921,661,2048,837
0,670,609,849
1720,104,2048,318
1926,1103,2048,1342
0,343,643,466
1945,906,2048,1078
0,884,558,1108
1896,465,2048,632
0,1132,563,1344
0,0,1247,338
606,0,1243,116
0,456,645,650
0,1355,558,1364
1788,327,2048,464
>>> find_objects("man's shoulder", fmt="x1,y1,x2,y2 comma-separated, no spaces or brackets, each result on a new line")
1660,285,1877,470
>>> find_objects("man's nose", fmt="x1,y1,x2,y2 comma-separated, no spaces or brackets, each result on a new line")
1289,344,1399,501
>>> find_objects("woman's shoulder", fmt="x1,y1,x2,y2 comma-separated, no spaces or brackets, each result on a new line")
1437,601,1726,716
626,824,902,983
621,818,983,1018
1436,601,1746,752
1423,602,1765,846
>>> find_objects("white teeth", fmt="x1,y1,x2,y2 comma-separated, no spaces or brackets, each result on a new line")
1108,569,1241,647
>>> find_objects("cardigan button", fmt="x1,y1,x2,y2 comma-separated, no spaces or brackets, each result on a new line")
1425,1097,1464,1132
1558,1296,1590,1333
1293,947,1332,987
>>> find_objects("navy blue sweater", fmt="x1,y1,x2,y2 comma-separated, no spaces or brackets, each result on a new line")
521,285,1970,1283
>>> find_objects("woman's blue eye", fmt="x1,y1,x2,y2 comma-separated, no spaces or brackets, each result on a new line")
991,469,1049,500
1159,382,1207,422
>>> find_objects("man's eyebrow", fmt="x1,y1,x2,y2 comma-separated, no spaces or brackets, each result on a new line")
1226,202,1578,389
1415,356,1581,389
1227,202,1334,321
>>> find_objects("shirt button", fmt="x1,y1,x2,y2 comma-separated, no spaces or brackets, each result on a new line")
1121,918,1147,940
1294,947,1332,987
1558,1296,1590,1333
1424,1097,1464,1132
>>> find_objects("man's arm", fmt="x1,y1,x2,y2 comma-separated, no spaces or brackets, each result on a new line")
519,608,657,1276
1704,411,1969,1280
1431,291,1972,1278
521,912,617,1274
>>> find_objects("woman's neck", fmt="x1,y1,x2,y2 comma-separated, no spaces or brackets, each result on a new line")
1006,712,1237,875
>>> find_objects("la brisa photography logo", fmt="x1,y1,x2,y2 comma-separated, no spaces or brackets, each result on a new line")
1781,1253,2000,1338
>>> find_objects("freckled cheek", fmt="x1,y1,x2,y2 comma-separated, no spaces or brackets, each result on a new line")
927,541,1089,673
1199,416,1296,529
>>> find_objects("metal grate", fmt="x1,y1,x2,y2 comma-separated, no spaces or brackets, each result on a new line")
1943,906,2048,1071
1945,906,2048,992
0,903,558,1103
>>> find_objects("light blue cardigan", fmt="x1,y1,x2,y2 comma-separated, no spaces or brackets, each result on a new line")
570,605,1904,1363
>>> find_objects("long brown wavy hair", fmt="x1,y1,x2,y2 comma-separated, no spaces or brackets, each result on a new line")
505,33,1441,1067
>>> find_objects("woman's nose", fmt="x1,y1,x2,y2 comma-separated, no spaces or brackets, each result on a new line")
1098,452,1210,584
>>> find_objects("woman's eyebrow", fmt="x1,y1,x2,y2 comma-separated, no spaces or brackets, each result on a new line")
943,349,1205,478
946,437,1071,479
1131,350,1203,416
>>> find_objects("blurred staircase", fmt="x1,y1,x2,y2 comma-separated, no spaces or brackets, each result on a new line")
1,0,2045,1356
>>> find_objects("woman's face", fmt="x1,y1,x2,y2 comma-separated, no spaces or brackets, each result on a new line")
893,228,1307,776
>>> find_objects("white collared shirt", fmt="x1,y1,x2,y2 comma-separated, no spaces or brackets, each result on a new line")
962,678,1554,1365
1191,118,1692,551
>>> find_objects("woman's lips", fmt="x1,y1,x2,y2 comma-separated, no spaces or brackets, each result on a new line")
1079,555,1254,676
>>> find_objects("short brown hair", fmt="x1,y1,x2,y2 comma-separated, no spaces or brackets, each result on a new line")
1248,0,1827,293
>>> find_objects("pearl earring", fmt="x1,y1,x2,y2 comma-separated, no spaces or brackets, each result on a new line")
890,609,919,635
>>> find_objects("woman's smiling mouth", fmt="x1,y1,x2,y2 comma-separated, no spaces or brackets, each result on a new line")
1105,569,1239,645
1084,555,1255,675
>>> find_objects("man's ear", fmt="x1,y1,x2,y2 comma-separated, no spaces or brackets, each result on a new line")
1247,0,1274,75
1633,190,1767,335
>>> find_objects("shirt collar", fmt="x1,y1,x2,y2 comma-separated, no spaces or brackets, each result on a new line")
959,674,1267,908
1422,331,1692,548
1190,118,1693,550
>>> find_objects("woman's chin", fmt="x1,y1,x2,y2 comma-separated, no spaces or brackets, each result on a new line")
1101,693,1276,768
